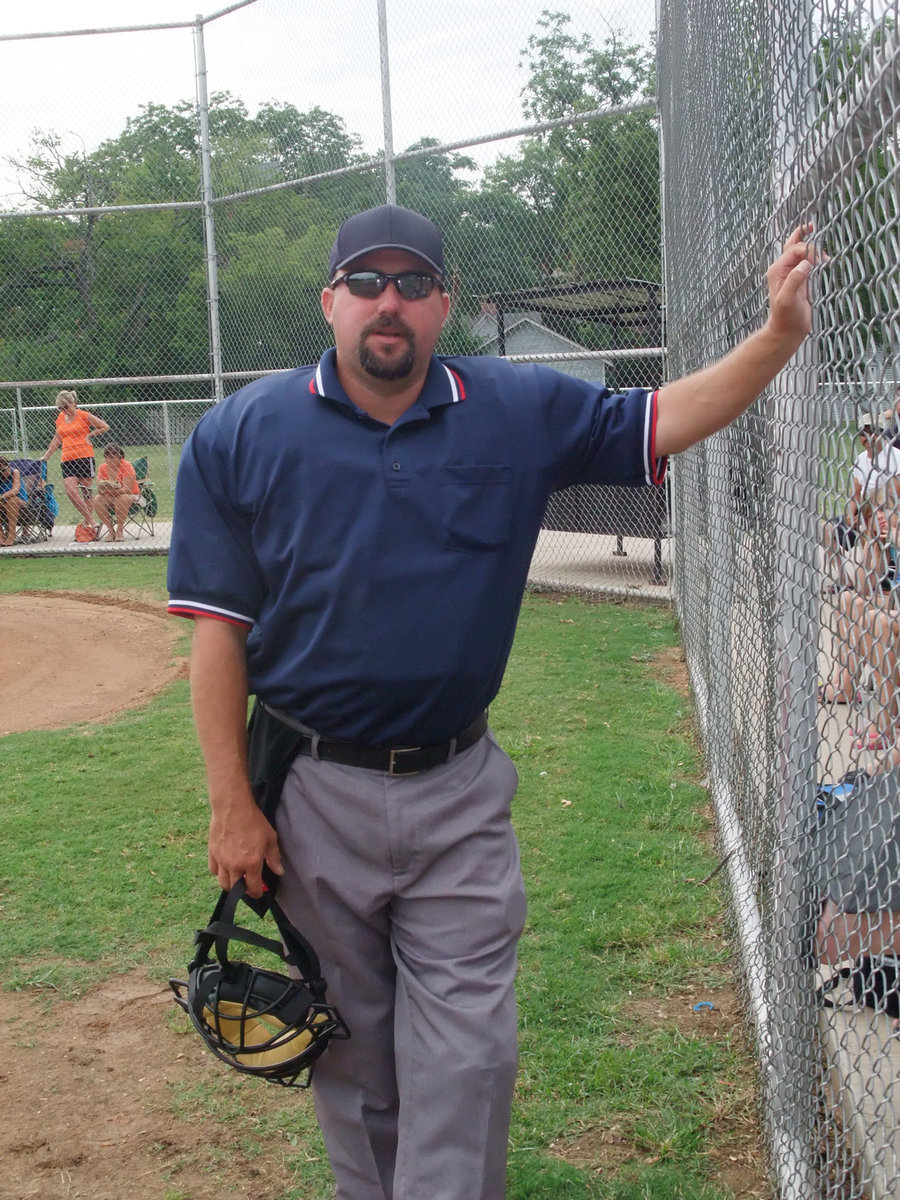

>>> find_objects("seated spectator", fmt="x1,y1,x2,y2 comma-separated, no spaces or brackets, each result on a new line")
821,422,900,756
823,423,900,595
830,582,900,752
823,426,870,590
821,487,900,744
0,457,27,548
822,473,900,791
93,444,140,542
815,768,900,969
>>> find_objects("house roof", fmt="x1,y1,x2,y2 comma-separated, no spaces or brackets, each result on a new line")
475,314,597,356
481,279,662,339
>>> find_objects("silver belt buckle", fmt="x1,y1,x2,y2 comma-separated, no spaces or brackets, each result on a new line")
388,746,421,776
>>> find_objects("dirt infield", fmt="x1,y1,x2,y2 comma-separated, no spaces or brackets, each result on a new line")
0,591,184,735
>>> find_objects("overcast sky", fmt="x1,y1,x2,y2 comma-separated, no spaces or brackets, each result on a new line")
0,0,657,207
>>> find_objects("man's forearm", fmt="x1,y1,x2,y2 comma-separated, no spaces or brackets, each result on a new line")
190,616,283,895
655,323,805,457
190,616,253,804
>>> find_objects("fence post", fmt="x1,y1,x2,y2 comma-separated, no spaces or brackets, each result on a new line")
15,387,27,456
377,0,396,205
194,16,224,404
162,400,176,490
764,0,821,1191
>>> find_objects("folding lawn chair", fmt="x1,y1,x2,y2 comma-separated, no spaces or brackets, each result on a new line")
123,455,158,538
9,459,57,543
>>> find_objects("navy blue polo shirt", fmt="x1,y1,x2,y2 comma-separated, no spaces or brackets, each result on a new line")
168,349,665,746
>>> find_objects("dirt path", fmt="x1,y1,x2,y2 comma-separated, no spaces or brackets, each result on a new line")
0,971,321,1200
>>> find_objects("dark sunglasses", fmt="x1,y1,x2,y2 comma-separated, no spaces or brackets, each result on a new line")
331,270,443,301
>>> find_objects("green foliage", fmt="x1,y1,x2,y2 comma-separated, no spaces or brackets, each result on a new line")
481,11,661,288
0,12,660,392
0,93,374,387
521,10,656,120
396,138,477,214
252,101,365,181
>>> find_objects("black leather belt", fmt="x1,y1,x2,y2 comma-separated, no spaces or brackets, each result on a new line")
265,707,488,776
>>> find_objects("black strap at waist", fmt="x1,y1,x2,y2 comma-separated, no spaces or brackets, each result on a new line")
260,704,488,776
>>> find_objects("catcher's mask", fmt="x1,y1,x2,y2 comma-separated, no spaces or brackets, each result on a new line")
170,880,349,1088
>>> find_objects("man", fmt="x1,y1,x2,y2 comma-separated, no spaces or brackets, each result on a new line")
167,205,814,1200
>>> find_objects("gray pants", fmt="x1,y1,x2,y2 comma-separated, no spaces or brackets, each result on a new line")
274,731,526,1200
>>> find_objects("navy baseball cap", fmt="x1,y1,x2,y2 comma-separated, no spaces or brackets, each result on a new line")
328,205,445,279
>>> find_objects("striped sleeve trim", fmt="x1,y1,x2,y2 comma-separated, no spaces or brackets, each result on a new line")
167,600,255,628
644,390,668,486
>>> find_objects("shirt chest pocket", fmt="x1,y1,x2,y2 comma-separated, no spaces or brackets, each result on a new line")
441,465,512,552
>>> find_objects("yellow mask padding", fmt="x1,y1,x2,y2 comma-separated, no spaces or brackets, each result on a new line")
204,1002,329,1067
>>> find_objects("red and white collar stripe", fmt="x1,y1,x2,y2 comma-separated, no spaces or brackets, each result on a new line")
310,360,465,404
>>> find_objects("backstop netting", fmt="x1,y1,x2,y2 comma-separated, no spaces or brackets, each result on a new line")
658,0,900,1194
0,0,664,594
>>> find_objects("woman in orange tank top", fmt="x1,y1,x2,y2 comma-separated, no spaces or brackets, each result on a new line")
40,390,110,529
94,444,140,542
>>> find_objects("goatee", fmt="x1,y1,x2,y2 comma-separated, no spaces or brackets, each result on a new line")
359,345,416,380
358,319,417,380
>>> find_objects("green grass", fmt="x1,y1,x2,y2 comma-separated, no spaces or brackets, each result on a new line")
0,553,170,596
0,562,757,1198
495,599,750,1198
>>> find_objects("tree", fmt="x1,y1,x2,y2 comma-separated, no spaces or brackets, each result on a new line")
0,14,664,394
252,102,364,182
477,11,660,299
0,97,384,389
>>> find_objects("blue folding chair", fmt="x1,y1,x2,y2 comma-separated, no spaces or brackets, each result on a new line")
9,459,57,542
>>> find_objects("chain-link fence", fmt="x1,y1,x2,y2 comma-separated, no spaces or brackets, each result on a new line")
659,0,900,1194
0,0,664,586
4,0,900,1193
